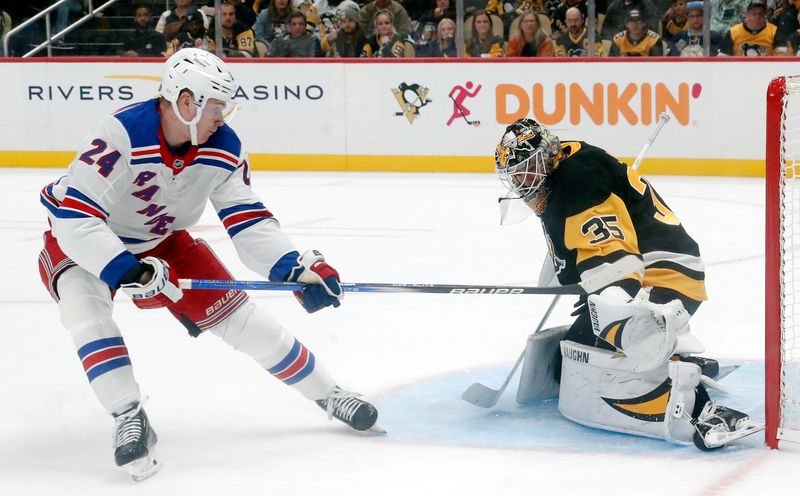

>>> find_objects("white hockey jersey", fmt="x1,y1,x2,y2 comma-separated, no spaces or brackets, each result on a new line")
40,98,298,289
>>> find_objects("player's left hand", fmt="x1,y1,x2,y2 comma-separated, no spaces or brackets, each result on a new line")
287,250,343,313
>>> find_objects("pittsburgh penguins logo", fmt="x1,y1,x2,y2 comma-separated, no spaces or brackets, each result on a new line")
740,42,766,57
392,82,431,124
602,378,672,422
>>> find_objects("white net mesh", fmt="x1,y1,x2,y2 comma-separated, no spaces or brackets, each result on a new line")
780,76,800,440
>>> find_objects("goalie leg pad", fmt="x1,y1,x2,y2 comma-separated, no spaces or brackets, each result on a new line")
558,340,701,444
210,302,335,401
516,325,569,404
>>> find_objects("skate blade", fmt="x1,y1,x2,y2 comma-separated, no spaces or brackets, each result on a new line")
368,421,387,435
124,449,163,482
715,364,740,381
704,422,765,449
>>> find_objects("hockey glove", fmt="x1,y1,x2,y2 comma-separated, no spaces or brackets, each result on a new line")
287,250,343,313
121,256,183,309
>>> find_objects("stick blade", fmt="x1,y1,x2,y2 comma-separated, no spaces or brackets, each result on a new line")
460,382,501,408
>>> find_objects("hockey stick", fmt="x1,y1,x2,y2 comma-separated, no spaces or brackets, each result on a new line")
178,255,641,295
460,295,561,408
498,112,671,225
632,112,670,170
448,94,481,127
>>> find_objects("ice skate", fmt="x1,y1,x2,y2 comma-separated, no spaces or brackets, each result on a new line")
316,386,384,434
692,401,764,451
113,401,162,482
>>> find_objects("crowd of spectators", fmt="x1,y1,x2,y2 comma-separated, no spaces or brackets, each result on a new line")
1,0,798,57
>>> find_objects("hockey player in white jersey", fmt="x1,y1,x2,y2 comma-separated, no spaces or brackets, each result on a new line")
37,48,379,482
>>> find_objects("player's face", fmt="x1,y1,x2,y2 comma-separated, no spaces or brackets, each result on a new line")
375,15,393,37
439,22,454,39
195,99,227,144
745,8,767,30
221,5,236,28
565,11,583,35
474,14,491,35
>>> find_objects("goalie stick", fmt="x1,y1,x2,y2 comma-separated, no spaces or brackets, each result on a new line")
178,256,642,296
460,295,561,408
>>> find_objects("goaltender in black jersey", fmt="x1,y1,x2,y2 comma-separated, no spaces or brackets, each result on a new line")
494,118,762,450
537,140,706,317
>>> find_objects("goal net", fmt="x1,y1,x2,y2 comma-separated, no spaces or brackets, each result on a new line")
766,75,800,449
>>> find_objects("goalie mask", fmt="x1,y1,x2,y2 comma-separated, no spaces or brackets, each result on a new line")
160,48,239,145
495,118,561,204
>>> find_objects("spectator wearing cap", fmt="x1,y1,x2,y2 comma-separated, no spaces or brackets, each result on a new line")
668,1,723,54
609,8,664,54
165,9,207,56
121,4,167,56
208,1,258,57
719,1,778,54
661,0,689,42
156,0,210,40
602,0,659,41
709,0,748,32
320,0,367,56
358,0,413,37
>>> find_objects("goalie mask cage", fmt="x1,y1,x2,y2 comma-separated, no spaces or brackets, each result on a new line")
766,75,800,449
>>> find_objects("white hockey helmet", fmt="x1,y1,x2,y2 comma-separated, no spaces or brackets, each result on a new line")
160,48,239,145
495,118,561,203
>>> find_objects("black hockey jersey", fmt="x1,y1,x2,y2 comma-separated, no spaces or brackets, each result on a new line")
538,141,707,303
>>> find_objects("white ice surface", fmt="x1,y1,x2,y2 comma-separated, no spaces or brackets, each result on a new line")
1,169,798,495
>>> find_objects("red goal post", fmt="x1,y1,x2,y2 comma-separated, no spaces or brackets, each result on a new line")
766,75,800,449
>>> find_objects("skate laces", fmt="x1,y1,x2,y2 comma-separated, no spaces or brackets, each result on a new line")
323,389,363,422
113,397,147,448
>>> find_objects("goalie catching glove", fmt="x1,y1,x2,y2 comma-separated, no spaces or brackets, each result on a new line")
120,256,183,309
287,250,343,313
587,286,703,373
